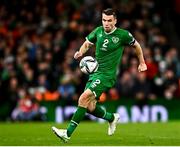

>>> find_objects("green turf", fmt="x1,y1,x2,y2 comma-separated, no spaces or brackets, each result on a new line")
0,121,180,146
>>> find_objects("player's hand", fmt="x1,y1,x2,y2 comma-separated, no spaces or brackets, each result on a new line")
138,63,147,72
74,51,83,59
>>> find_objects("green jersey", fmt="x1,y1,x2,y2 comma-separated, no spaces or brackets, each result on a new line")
86,26,135,79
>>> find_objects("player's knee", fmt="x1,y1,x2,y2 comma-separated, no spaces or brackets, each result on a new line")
87,101,96,112
78,92,90,108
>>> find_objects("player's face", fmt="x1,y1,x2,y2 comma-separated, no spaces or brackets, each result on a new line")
102,13,117,33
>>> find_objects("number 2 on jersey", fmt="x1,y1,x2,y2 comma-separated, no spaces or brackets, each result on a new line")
102,39,109,48
91,79,101,88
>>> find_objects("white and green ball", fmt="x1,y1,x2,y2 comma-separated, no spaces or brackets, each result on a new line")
79,56,99,74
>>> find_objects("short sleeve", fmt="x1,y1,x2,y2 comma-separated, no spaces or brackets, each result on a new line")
122,31,135,46
86,27,100,44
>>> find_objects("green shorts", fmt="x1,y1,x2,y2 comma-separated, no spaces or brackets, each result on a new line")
85,73,115,99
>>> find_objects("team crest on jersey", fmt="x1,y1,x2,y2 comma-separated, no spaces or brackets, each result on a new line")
112,37,119,43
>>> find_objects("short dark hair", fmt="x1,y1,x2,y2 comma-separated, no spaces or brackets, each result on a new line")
102,8,117,18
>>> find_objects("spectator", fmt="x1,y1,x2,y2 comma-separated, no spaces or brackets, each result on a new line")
11,87,43,121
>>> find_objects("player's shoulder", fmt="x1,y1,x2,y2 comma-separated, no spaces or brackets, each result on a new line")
116,28,130,34
116,28,133,37
91,26,103,34
94,26,103,31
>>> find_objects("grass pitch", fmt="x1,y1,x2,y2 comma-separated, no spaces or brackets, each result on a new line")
0,121,180,146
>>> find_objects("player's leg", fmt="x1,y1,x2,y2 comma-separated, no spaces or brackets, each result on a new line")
86,91,115,122
86,77,115,122
87,101,114,122
87,101,120,136
87,99,119,135
52,89,93,142
86,77,120,135
86,94,114,122
66,89,94,137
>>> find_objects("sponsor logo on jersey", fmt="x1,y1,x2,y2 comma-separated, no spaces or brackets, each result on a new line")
112,37,119,43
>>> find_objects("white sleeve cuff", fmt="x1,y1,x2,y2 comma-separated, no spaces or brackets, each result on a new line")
85,37,94,45
129,38,135,45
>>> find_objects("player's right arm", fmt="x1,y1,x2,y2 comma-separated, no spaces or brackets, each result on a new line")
74,27,100,59
74,41,93,59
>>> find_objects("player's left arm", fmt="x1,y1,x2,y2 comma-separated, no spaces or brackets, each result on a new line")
132,40,147,72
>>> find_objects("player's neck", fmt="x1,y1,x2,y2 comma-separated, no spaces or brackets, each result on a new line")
104,27,117,35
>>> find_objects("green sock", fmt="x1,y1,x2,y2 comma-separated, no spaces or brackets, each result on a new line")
89,104,114,122
67,106,87,137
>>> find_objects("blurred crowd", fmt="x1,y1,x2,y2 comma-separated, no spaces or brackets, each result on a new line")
0,0,180,120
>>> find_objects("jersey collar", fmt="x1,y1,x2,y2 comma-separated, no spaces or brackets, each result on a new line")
104,27,117,35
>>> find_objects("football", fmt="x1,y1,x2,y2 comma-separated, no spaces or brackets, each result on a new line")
79,56,98,74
